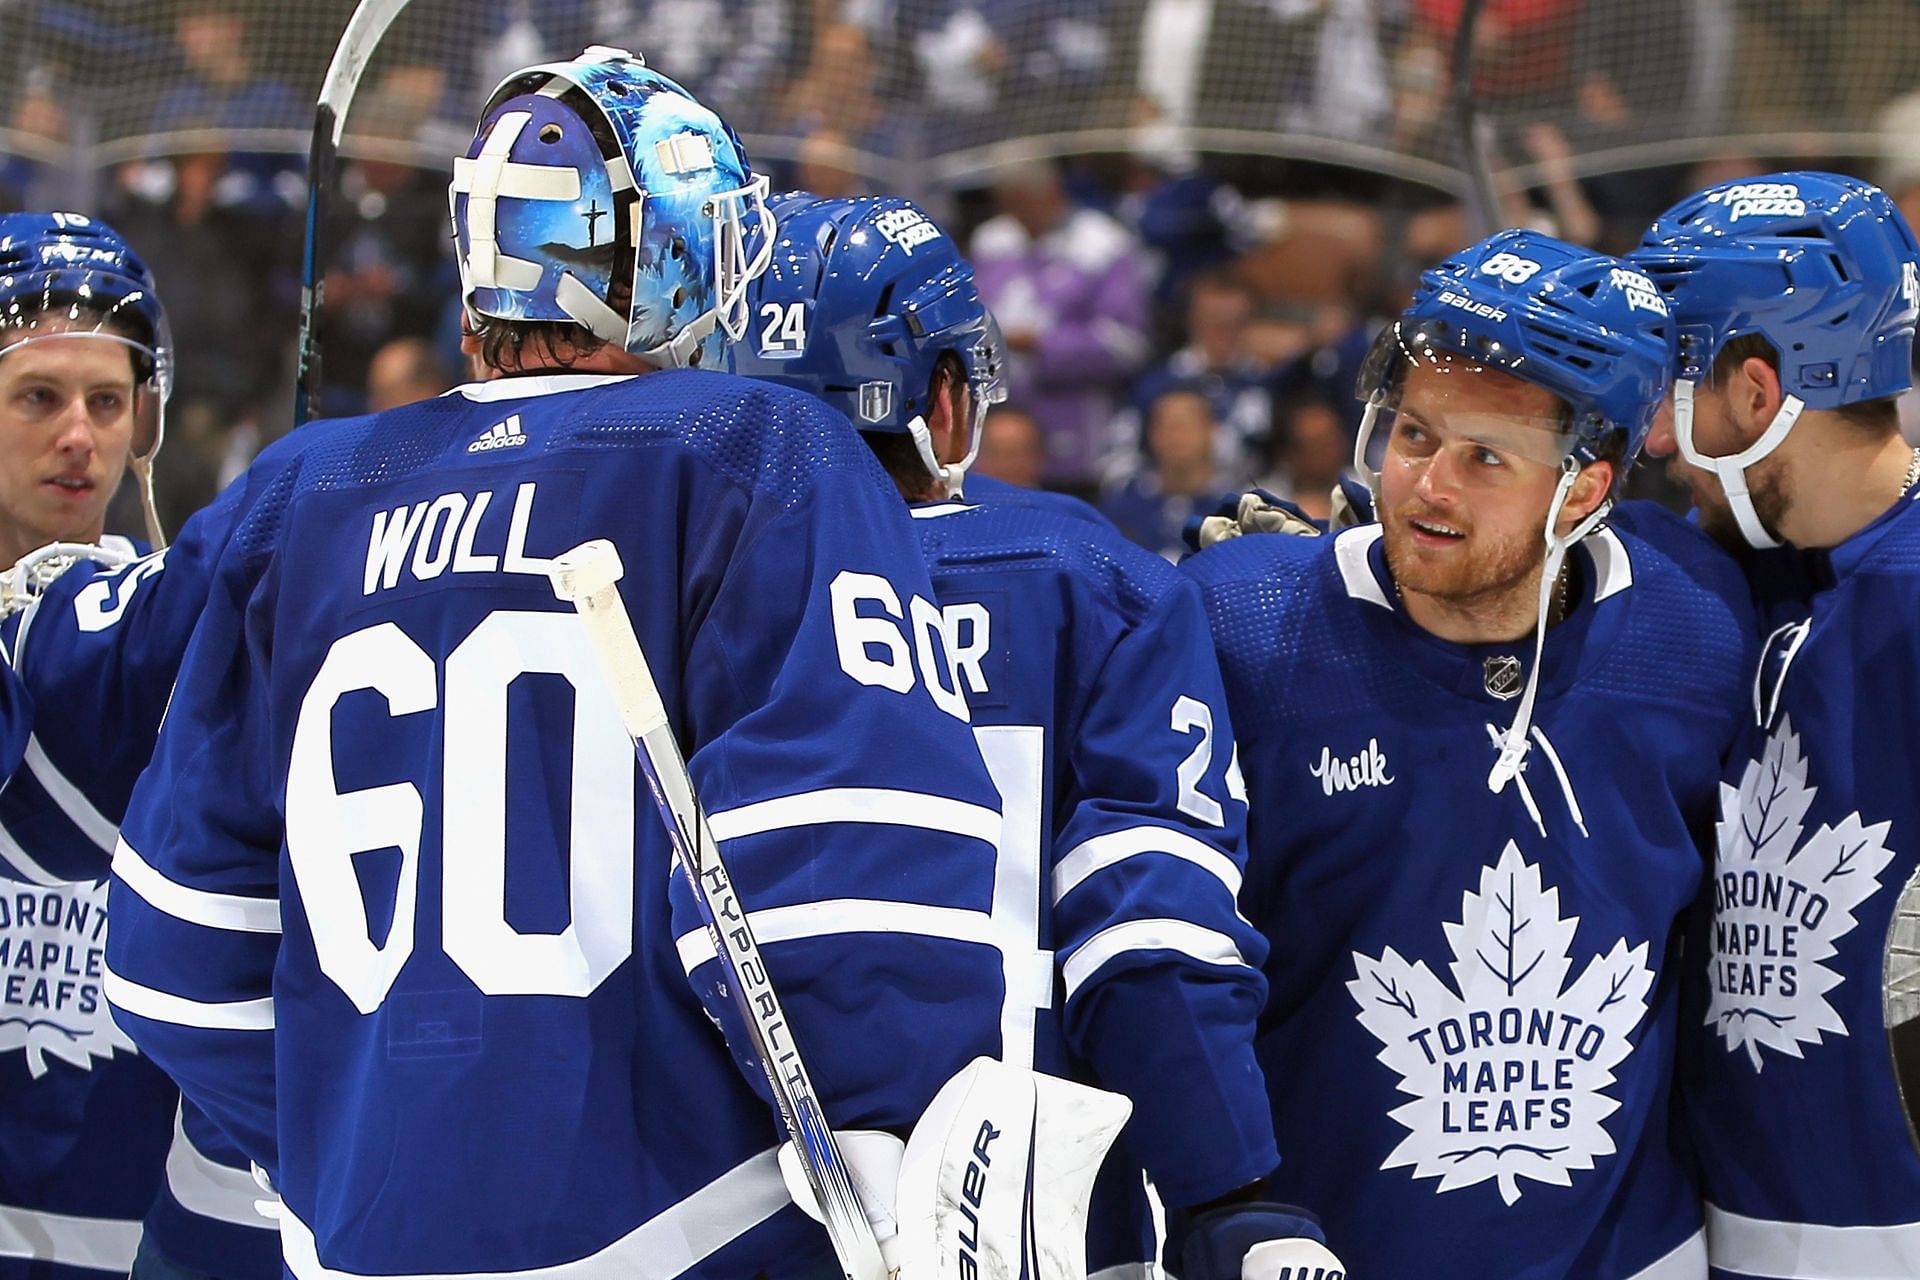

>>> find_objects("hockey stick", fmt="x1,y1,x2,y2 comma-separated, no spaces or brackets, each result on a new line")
296,0,414,426
548,540,890,1280
1887,866,1920,1156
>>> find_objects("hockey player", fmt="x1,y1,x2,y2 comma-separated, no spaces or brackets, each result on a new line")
728,191,1344,1278
102,48,1011,1279
0,212,274,1280
1184,230,1755,1278
1630,172,1920,1279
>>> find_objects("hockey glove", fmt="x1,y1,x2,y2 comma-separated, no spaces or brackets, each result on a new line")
1188,490,1324,553
1175,1201,1346,1280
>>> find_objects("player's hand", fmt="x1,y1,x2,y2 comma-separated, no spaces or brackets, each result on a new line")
1328,475,1374,530
1178,1201,1346,1280
1190,490,1324,552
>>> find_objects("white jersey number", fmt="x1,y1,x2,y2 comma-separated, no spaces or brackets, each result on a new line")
287,612,635,1013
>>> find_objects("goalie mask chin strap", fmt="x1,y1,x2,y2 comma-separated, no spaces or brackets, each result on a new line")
1673,377,1802,550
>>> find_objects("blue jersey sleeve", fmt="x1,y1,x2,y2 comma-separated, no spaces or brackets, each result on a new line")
102,489,285,1170
1,485,240,884
1051,574,1275,1207
671,463,1008,1131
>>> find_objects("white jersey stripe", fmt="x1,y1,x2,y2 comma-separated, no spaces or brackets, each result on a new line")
708,788,1000,848
1061,919,1248,1002
0,818,64,887
114,837,282,934
278,1147,791,1280
1627,1227,1705,1279
22,735,119,855
0,1201,141,1271
675,899,996,976
1706,1204,1920,1277
104,968,275,1031
164,1107,277,1232
1053,825,1244,904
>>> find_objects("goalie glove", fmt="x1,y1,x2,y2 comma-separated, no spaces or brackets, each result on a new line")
1188,490,1324,553
1174,1201,1346,1280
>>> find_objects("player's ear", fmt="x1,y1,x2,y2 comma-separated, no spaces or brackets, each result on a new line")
1735,355,1786,440
1558,459,1615,532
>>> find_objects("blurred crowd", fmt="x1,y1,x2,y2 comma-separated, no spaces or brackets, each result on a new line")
5,0,1920,556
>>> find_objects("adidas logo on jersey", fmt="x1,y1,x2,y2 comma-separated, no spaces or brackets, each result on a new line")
468,415,527,454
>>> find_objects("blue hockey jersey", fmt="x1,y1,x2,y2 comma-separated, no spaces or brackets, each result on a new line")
963,473,1117,531
1183,508,1756,1280
908,497,1274,1254
103,370,1010,1280
0,523,274,1280
1681,487,1920,1279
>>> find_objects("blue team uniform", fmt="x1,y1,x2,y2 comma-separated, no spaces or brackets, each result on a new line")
101,370,1009,1280
1184,507,1756,1279
1682,486,1920,1278
908,496,1274,1264
0,522,273,1280
963,473,1117,531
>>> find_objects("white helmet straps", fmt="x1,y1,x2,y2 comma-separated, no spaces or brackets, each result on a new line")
1671,377,1804,550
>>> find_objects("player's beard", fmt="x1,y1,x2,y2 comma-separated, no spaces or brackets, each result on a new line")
1381,501,1546,619
1667,395,1792,550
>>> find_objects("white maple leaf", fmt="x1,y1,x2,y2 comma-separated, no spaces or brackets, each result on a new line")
1708,716,1897,1070
0,878,138,1078
1349,842,1653,1206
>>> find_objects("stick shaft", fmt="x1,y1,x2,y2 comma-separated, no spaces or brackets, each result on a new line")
551,541,888,1280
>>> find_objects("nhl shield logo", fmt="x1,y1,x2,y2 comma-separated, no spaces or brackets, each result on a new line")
858,381,894,424
1484,656,1523,701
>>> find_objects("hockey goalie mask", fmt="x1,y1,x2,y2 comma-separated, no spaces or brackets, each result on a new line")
0,211,172,544
453,46,774,370
1630,172,1920,548
730,193,1007,497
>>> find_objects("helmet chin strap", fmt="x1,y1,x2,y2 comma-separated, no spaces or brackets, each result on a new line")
1488,457,1610,794
1353,397,1387,507
1673,378,1802,550
907,415,970,499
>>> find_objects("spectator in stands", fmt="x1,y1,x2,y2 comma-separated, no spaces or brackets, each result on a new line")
1121,270,1276,486
1253,391,1350,524
319,89,458,418
973,404,1049,491
366,337,452,414
972,159,1151,495
895,0,1114,146
774,23,906,171
470,0,795,129
155,0,304,146
791,128,869,199
1099,385,1225,559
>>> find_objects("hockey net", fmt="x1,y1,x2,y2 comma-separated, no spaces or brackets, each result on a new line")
3,2,1918,203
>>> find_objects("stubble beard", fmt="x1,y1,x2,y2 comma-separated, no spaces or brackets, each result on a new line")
1381,505,1547,622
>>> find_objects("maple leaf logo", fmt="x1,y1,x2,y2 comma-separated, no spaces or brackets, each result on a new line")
1349,842,1653,1205
1707,716,1896,1070
0,878,138,1077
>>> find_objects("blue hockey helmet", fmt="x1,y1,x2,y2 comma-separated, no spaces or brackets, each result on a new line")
1629,171,1918,408
0,211,173,544
0,211,171,399
452,45,774,370
1356,227,1677,484
728,192,1005,496
1627,172,1919,549
1355,229,1679,798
